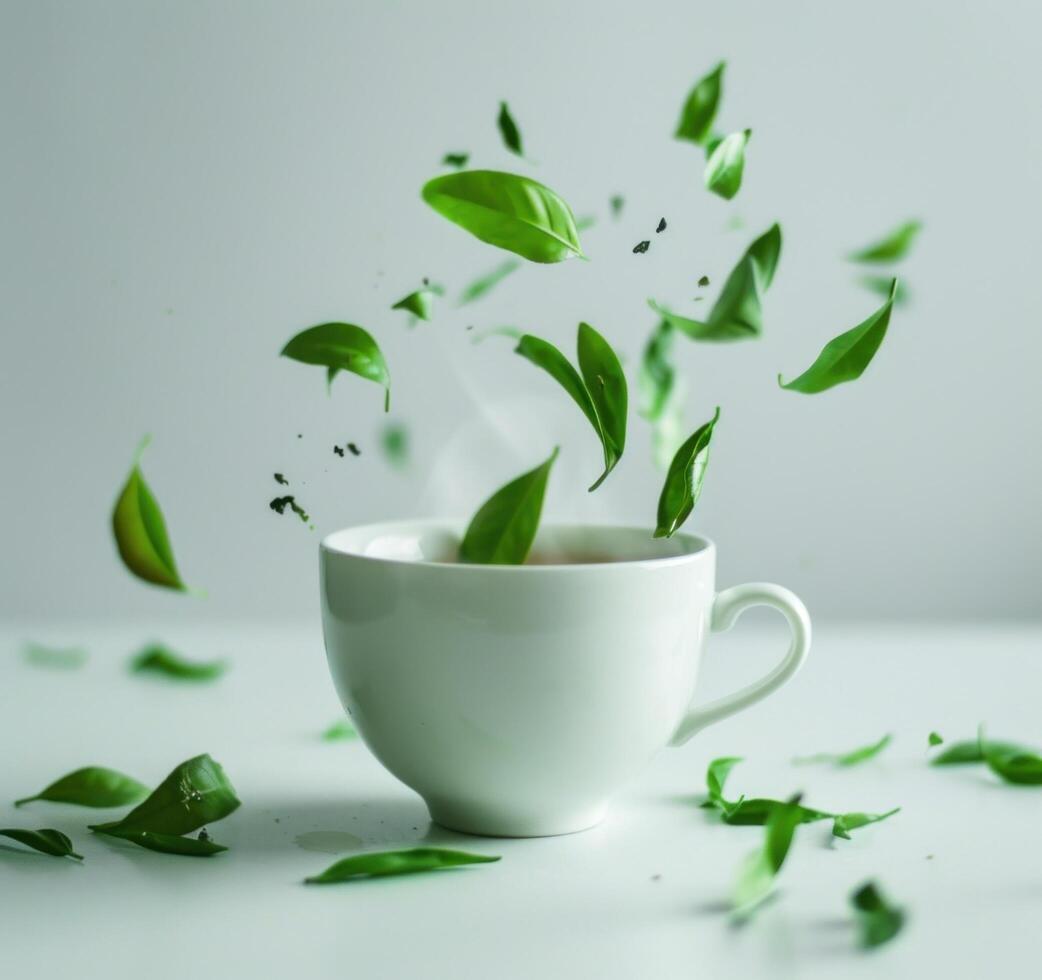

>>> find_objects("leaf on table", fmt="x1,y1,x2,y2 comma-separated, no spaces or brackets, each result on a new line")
441,152,469,169
111,436,188,591
609,194,625,218
851,881,906,948
1,828,83,859
305,847,500,884
794,733,893,767
674,61,725,145
458,448,558,565
470,325,524,345
704,129,751,200
96,826,228,856
859,275,911,305
930,737,1029,765
130,643,226,682
778,280,897,394
832,808,900,840
421,170,584,264
654,407,720,538
848,221,922,263
928,731,944,747
732,795,804,916
15,766,150,809
281,323,390,411
497,101,523,156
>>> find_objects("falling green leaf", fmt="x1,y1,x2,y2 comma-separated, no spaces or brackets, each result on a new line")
654,407,719,538
609,194,625,218
650,224,781,342
832,808,900,840
0,828,82,860
851,881,905,948
281,323,390,411
515,323,627,491
497,101,523,156
15,766,149,809
704,129,750,200
23,642,87,669
637,320,676,423
651,393,686,472
96,826,228,856
111,436,187,591
849,221,922,263
90,754,240,838
859,275,910,305
421,170,584,264
322,719,357,741
379,421,409,469
470,325,524,345
928,731,944,747
779,280,897,393
458,448,558,565
391,289,435,322
794,733,892,767
732,795,803,915
442,152,469,168
574,214,597,233
305,847,500,884
674,61,724,145
458,259,521,305
129,643,226,682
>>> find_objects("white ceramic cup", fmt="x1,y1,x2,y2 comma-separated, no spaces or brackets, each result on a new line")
320,520,810,838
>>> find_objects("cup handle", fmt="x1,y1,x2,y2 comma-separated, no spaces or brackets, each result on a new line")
669,582,811,747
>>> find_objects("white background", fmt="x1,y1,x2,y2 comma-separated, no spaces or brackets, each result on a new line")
3,0,1040,622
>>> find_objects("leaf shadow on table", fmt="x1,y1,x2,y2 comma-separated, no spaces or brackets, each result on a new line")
0,843,86,876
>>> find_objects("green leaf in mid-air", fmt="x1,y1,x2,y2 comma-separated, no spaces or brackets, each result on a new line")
848,221,922,263
732,795,804,915
650,224,781,342
391,288,435,322
778,280,897,393
931,737,1028,765
851,881,905,948
281,323,390,411
497,101,523,156
379,421,409,469
441,152,469,168
704,129,750,200
23,642,88,669
674,61,725,145
458,258,521,305
96,826,228,856
129,644,226,682
794,733,892,767
0,828,82,860
983,746,1042,785
928,731,944,747
831,808,901,840
15,766,150,809
458,448,558,565
515,323,627,491
322,719,357,741
111,436,187,591
90,754,240,838
637,320,676,424
421,170,584,264
654,407,719,538
305,847,500,884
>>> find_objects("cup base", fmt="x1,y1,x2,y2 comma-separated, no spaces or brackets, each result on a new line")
425,797,608,838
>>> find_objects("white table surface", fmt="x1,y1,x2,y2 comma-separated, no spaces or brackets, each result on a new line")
2,620,1039,979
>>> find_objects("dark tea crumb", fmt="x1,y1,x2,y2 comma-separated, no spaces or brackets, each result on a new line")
297,433,302,439
651,873,662,881
198,828,210,842
656,217,667,233
633,240,650,254
347,442,361,456
465,324,474,330
333,445,345,457
270,495,310,524
698,275,710,287
274,473,288,485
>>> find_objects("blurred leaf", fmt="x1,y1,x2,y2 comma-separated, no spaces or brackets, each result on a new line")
928,731,943,747
859,275,911,305
322,720,357,741
130,643,226,682
380,421,409,469
794,733,892,767
851,881,905,948
732,795,803,915
849,221,921,263
306,847,500,884
637,320,676,423
832,808,900,840
609,194,625,218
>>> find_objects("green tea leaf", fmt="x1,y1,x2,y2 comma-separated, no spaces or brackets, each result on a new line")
637,320,676,423
575,214,597,233
458,259,521,305
650,224,781,342
859,275,910,305
281,323,390,411
928,731,944,747
832,808,900,840
391,288,435,322
675,61,724,145
23,642,87,669
129,644,226,682
111,436,187,591
931,738,1027,765
732,795,803,915
609,194,625,218
458,448,558,565
849,221,922,263
306,846,500,884
704,129,750,200
0,828,82,860
90,754,240,837
15,766,149,809
96,826,228,856
421,170,584,264
779,280,897,393
515,324,627,491
379,421,409,469
984,747,1042,785
442,152,469,168
654,407,719,538
851,881,905,948
794,733,892,767
497,101,523,156
705,756,743,808
470,325,524,345
722,798,831,827
322,719,357,741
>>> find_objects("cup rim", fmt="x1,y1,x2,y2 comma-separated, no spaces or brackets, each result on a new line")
320,518,715,572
